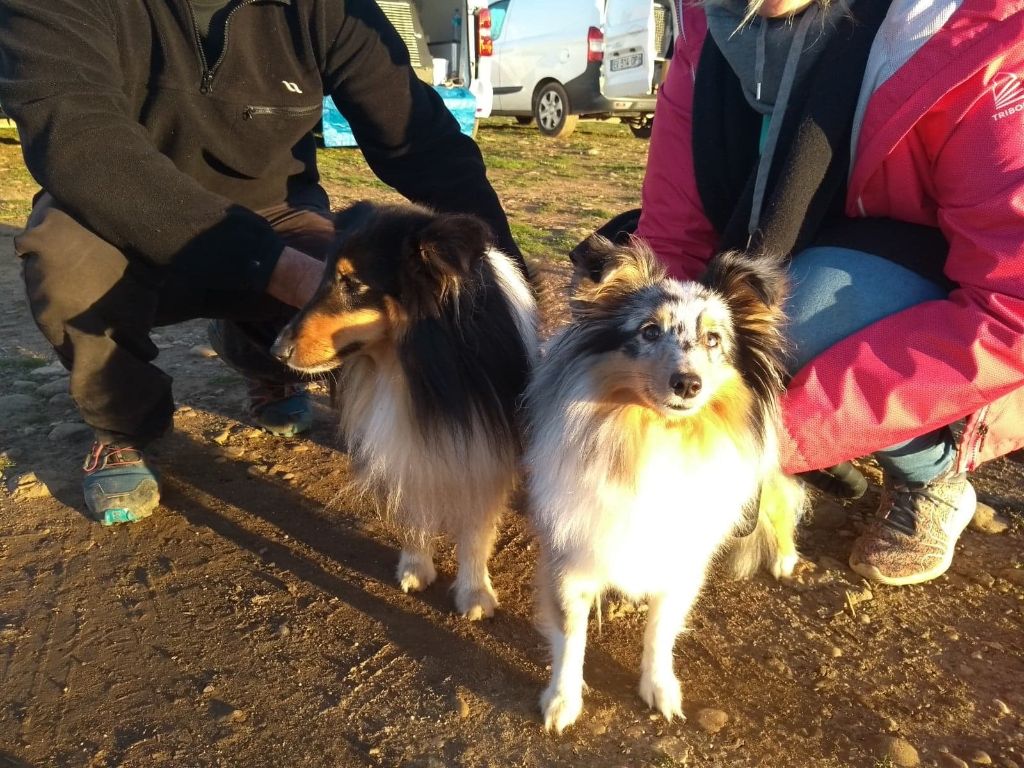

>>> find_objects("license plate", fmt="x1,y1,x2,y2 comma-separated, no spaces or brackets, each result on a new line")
610,52,644,72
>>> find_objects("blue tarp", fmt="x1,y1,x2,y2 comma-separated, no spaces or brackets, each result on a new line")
322,86,476,148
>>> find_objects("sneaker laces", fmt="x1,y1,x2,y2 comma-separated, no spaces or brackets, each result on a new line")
882,483,955,536
247,381,305,412
83,442,144,472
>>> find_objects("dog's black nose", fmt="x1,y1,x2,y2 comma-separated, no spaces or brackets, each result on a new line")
270,335,295,363
670,372,702,399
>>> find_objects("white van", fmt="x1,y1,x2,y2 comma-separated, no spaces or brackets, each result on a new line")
375,1,494,118
485,0,676,137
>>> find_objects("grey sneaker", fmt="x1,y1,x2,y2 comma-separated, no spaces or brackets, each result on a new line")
849,471,976,586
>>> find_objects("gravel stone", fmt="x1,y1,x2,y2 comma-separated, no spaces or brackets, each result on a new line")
695,708,729,734
189,345,218,359
970,502,1010,534
29,362,68,378
875,736,920,767
809,500,849,530
36,379,68,397
48,422,94,442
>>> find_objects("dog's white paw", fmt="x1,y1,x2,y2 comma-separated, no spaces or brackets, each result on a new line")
540,684,584,734
772,552,800,580
639,670,684,722
396,551,436,593
453,582,499,621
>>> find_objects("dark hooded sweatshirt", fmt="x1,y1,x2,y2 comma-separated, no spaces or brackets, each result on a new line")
0,0,519,291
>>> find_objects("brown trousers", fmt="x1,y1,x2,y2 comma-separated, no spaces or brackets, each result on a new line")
17,194,336,443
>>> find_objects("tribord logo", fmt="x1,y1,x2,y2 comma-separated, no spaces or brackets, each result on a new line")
992,72,1024,121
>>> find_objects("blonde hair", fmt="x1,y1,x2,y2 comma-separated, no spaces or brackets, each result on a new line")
702,0,842,31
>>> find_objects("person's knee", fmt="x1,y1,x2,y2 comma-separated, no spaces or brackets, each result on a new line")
17,205,134,351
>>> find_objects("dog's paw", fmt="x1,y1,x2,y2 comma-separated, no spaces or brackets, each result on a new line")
639,671,684,722
772,552,800,580
540,684,584,734
453,582,499,621
396,551,437,593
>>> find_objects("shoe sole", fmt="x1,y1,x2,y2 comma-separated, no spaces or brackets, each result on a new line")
849,482,977,586
85,479,161,526
259,422,311,438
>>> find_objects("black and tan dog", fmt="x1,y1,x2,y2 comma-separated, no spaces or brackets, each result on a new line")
273,201,537,619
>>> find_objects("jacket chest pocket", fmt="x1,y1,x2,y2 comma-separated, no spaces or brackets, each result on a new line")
242,102,323,121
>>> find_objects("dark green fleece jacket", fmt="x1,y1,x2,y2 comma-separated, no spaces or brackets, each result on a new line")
0,0,519,290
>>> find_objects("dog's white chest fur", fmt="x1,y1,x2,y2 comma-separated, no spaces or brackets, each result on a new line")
530,409,759,598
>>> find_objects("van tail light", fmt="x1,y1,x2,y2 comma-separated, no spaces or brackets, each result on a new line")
477,8,493,57
587,26,604,63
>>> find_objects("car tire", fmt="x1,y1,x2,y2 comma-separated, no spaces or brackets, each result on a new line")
533,82,578,138
629,123,652,139
627,117,653,139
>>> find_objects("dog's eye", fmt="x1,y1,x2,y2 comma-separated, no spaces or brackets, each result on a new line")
705,332,721,348
641,324,662,342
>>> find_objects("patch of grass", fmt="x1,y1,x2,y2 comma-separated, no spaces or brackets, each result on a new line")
510,222,580,262
0,355,47,376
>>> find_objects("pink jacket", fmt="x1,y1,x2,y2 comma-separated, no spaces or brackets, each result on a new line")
637,0,1024,474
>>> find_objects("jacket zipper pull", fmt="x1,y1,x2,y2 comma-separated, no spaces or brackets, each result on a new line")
200,71,214,94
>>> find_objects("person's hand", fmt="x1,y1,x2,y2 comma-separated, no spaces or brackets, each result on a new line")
266,246,324,308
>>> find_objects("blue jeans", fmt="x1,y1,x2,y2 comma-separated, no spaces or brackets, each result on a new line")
785,247,956,485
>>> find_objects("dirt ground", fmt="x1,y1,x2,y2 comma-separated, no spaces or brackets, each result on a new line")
1,120,1023,768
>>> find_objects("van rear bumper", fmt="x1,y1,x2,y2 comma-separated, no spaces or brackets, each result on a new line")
564,62,657,117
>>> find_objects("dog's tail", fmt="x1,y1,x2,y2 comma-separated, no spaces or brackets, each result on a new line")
728,472,805,580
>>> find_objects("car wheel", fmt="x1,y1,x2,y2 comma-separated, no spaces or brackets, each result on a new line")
533,82,578,138
628,117,653,139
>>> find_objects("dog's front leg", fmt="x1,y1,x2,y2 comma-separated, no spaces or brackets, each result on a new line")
452,510,500,621
396,530,437,594
639,590,694,721
540,576,595,734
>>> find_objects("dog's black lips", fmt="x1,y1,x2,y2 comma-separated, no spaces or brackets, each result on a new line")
337,341,365,357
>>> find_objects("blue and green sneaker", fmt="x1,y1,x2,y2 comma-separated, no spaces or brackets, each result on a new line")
82,442,160,525
247,381,313,437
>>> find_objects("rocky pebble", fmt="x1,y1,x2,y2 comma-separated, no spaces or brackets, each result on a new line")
809,500,848,530
654,735,690,763
189,345,218,359
998,569,1024,587
875,736,920,767
695,708,729,734
48,393,74,409
37,379,67,397
938,754,970,768
0,393,38,420
970,502,1010,534
9,472,52,501
969,750,992,765
29,362,68,378
12,380,35,392
48,422,93,442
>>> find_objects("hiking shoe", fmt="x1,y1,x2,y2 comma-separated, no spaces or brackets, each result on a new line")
247,380,312,437
849,471,976,586
82,442,160,525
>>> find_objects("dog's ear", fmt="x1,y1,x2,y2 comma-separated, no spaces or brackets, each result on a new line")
414,213,492,278
333,201,376,240
701,250,788,310
569,234,619,286
571,238,665,317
